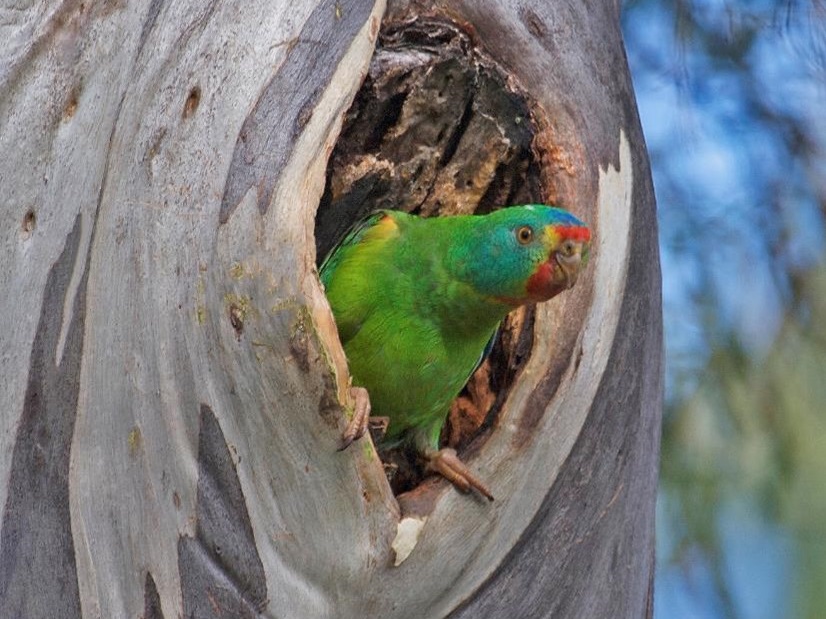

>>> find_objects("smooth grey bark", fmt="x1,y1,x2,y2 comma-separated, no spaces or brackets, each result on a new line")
0,1,661,618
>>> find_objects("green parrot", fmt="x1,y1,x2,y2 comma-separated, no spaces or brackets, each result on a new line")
320,205,591,500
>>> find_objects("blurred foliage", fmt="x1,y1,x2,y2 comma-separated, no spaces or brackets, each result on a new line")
621,0,826,618
662,267,826,618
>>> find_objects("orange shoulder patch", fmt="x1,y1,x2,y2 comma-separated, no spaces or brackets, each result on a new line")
371,213,400,240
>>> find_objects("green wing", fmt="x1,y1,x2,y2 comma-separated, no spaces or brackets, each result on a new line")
319,210,401,345
319,211,387,285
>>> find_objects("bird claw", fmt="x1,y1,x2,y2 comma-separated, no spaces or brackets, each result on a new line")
338,387,371,451
339,392,492,501
425,448,494,501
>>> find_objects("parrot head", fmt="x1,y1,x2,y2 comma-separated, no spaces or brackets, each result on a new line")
452,205,591,306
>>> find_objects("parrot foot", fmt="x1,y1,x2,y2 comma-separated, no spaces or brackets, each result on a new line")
425,448,494,501
338,387,371,451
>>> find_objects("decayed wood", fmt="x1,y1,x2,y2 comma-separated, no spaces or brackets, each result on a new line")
0,0,661,618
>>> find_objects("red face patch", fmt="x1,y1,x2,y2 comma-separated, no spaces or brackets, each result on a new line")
561,225,591,243
525,260,558,301
524,224,590,301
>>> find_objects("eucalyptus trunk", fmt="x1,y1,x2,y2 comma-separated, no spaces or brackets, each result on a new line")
0,0,661,617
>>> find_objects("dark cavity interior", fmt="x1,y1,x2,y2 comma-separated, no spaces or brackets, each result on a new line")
315,17,547,495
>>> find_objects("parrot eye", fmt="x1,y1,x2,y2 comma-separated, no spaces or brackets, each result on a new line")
516,225,534,244
561,239,576,256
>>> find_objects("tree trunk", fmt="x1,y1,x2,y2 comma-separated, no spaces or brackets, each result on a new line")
0,0,661,618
